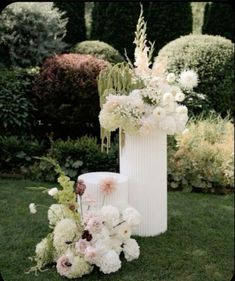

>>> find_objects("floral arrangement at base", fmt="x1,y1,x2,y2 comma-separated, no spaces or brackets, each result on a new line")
26,157,141,279
98,5,199,151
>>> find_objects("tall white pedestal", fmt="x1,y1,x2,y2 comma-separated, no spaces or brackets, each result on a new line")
120,130,167,236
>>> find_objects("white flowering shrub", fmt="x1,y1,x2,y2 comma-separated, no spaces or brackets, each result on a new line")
168,115,234,193
0,2,67,67
156,34,234,117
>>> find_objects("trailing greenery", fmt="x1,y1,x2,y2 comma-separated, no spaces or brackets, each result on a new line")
202,3,234,42
156,34,234,117
0,2,67,67
53,2,86,45
33,53,109,139
191,2,207,34
71,40,124,64
0,178,234,280
91,2,140,58
0,68,39,136
168,115,234,194
27,136,119,182
0,136,45,174
143,2,192,56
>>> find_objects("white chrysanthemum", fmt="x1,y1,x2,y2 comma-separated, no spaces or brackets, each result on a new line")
100,205,120,228
123,239,140,262
179,70,198,89
56,249,92,279
53,219,81,258
98,250,121,274
122,207,141,226
166,73,176,83
48,187,58,196
48,204,66,227
176,105,188,115
153,106,166,120
163,92,174,105
159,116,177,135
29,203,37,214
175,92,185,102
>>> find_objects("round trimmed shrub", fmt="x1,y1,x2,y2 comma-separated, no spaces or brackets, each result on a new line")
53,2,86,45
71,40,124,64
202,3,234,42
0,2,67,67
156,34,234,116
33,54,110,138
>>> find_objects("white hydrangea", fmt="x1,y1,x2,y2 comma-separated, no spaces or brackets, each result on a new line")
108,237,123,255
179,70,198,89
100,205,120,228
98,250,121,274
123,239,140,262
53,218,81,258
139,116,156,135
159,116,177,135
48,204,66,227
122,207,141,226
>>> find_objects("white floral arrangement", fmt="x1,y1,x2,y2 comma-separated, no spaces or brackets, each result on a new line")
27,158,141,279
99,6,198,138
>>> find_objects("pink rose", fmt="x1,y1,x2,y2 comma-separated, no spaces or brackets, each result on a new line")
84,246,98,264
75,239,90,254
86,216,103,234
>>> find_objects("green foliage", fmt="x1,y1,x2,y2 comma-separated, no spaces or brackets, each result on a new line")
71,40,124,64
156,34,234,117
0,2,67,67
202,3,234,42
144,2,193,56
0,68,39,135
27,136,119,182
0,136,45,173
91,2,140,58
53,2,86,45
168,115,234,193
33,54,109,138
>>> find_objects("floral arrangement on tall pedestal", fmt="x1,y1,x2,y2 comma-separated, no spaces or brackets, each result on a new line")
98,6,199,236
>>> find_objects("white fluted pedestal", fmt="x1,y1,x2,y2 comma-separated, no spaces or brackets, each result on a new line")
78,172,128,211
120,130,167,236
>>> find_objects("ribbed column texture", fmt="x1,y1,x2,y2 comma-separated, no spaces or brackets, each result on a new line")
78,172,128,211
120,130,167,236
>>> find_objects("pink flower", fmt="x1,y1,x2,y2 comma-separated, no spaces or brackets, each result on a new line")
86,216,103,234
84,246,98,263
99,176,117,196
75,239,90,254
56,253,73,276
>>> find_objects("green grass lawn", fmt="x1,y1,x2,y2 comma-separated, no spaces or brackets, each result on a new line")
0,178,234,281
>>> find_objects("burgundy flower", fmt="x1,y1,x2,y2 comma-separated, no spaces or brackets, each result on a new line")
82,230,93,241
75,179,86,196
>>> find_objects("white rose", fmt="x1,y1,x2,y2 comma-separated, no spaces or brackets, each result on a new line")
29,203,37,214
166,73,176,83
48,187,58,196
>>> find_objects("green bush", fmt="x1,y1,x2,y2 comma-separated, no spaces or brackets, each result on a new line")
168,115,234,194
27,136,119,182
156,34,234,116
33,54,110,138
144,2,192,56
0,68,39,136
0,136,45,174
0,2,67,67
90,2,140,58
71,40,124,64
53,2,86,45
202,3,234,42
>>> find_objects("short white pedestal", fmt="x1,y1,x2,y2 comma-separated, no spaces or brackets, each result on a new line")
120,130,167,237
78,172,128,211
